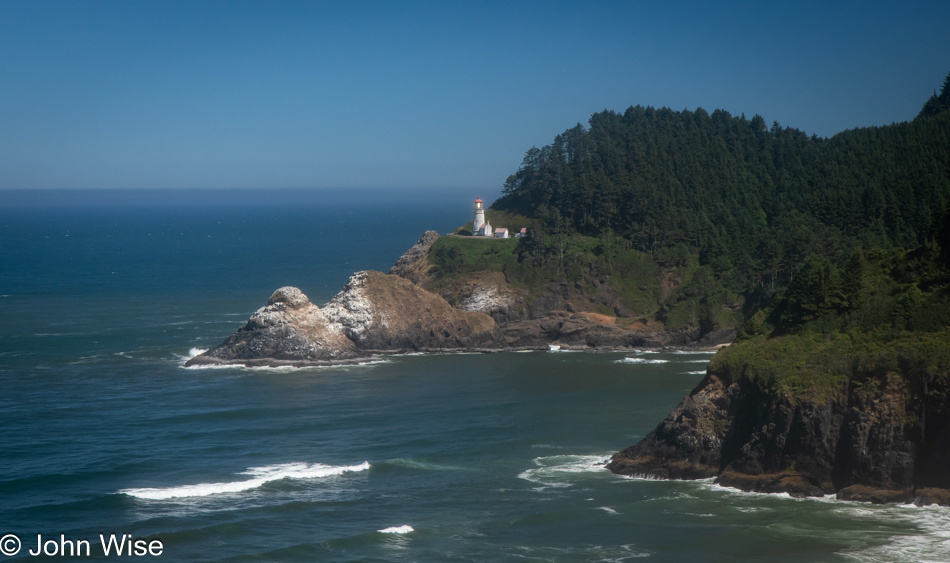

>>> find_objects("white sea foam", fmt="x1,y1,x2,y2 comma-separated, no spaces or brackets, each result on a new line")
378,525,414,534
119,461,370,500
597,506,620,515
615,473,669,481
615,357,669,364
188,347,208,359
672,349,717,355
837,503,950,562
518,453,612,488
632,349,660,354
688,480,950,560
179,354,390,371
682,359,711,363
684,370,707,375
699,482,833,501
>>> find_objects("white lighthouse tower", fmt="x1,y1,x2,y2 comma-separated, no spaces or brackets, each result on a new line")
473,197,491,236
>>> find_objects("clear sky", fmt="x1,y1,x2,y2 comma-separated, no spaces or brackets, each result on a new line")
1,0,948,192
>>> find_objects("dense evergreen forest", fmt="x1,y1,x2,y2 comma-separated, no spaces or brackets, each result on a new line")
473,72,950,332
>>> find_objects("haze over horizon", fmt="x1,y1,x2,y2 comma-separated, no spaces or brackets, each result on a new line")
2,0,948,192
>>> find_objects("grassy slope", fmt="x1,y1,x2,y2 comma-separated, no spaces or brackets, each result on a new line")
426,231,743,328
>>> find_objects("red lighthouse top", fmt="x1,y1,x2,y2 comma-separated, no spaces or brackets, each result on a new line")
475,198,483,203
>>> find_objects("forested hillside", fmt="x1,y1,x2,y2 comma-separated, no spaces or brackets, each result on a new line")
594,73,950,498
474,73,950,332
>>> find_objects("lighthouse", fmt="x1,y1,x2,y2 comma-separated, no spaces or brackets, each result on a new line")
473,198,491,236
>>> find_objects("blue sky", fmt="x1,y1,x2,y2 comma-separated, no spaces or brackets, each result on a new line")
1,1,948,192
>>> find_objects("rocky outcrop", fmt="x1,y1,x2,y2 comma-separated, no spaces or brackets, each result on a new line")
449,272,525,323
186,286,361,367
389,230,440,281
608,367,950,506
497,312,734,350
321,270,501,351
501,312,648,349
187,271,501,367
607,373,733,480
389,231,737,349
190,231,739,367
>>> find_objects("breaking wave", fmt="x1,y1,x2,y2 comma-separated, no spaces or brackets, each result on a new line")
378,525,414,534
518,454,612,488
119,461,370,500
615,357,669,364
176,346,390,371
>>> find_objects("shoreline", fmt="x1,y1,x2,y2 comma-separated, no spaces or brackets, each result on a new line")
183,343,728,369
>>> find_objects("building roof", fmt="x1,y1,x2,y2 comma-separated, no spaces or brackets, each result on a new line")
475,197,483,203
495,228,508,233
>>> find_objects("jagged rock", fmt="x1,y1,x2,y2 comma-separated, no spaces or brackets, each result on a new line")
321,270,500,351
389,230,440,279
836,485,914,504
716,470,827,498
914,487,950,507
607,374,731,479
188,272,501,367
608,364,950,505
187,286,359,366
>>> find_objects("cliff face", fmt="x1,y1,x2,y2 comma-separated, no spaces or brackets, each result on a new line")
186,271,501,367
608,365,950,505
388,233,737,349
321,270,500,351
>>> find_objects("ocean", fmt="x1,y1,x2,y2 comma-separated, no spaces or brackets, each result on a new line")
2,190,948,562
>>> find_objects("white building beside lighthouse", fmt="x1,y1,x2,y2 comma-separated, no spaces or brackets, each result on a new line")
473,197,492,236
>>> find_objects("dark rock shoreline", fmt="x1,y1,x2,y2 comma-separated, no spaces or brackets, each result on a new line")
607,370,950,506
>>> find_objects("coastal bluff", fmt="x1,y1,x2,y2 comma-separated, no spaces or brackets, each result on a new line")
189,230,736,367
607,342,950,507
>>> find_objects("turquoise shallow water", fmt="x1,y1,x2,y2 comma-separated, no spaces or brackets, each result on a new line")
2,192,949,562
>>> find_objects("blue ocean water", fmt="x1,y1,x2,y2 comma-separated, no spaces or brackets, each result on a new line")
2,190,948,562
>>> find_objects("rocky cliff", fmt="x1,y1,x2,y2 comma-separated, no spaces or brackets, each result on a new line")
388,232,737,349
322,270,500,352
607,337,950,506
388,230,440,280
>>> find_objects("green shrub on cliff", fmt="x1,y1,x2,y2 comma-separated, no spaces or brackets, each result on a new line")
714,227,950,404
709,328,950,408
